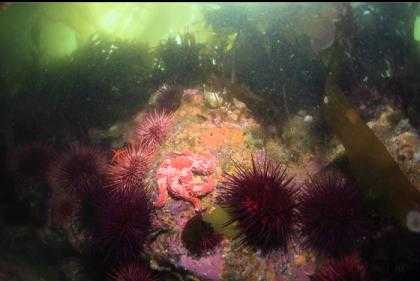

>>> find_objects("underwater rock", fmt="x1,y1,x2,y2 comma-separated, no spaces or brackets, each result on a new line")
145,85,320,280
211,80,282,125
282,112,318,156
354,105,420,193
389,57,420,130
203,90,226,109
367,105,403,141
179,248,224,281
391,131,420,190
232,97,247,112
393,132,418,162
348,85,382,119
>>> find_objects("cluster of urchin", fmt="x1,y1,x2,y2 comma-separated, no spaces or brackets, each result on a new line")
10,104,407,280
11,108,174,280
217,153,372,280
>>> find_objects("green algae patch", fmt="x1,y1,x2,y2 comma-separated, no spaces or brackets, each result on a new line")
202,205,239,239
414,16,420,42
322,76,420,228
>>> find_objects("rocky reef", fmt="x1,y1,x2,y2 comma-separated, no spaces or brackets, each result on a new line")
1,78,419,280
1,3,420,281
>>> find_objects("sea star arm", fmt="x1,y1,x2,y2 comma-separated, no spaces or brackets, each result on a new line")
153,177,169,208
190,178,215,197
184,194,202,212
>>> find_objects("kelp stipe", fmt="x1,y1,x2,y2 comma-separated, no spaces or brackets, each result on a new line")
322,76,420,231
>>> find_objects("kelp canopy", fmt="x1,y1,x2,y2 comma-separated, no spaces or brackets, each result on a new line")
0,3,418,144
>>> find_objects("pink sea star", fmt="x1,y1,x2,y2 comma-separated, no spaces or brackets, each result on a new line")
153,152,216,211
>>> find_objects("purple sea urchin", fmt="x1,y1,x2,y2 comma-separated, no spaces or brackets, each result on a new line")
134,109,173,151
312,255,373,281
107,144,152,191
182,213,223,258
50,144,106,195
90,188,152,262
298,173,366,257
218,154,297,255
152,84,181,112
74,186,108,233
108,261,158,281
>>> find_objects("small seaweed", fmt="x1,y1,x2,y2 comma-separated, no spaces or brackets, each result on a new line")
151,32,217,87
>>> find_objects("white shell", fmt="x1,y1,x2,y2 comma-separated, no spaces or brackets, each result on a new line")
304,115,314,123
406,210,420,233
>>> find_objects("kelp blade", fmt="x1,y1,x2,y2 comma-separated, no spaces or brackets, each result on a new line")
322,76,420,228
